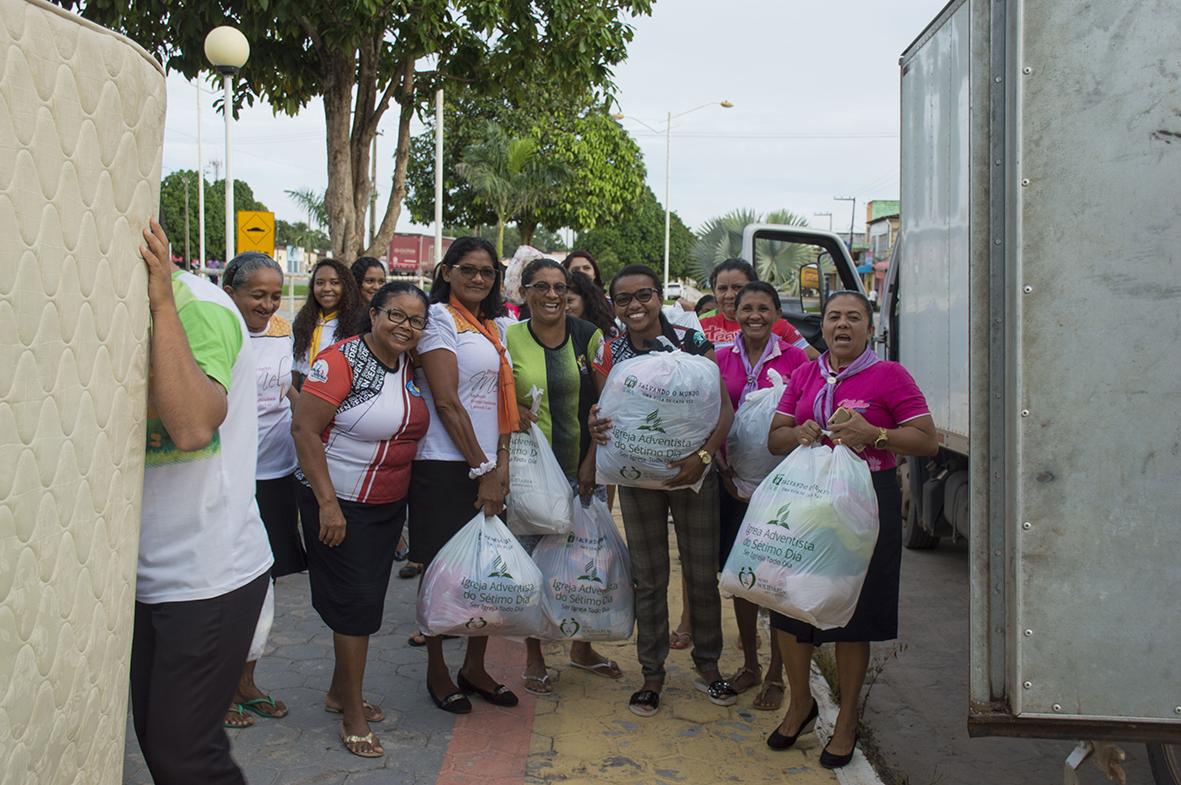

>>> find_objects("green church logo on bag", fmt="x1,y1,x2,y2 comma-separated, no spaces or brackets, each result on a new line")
465,617,488,630
738,566,756,590
637,410,666,433
621,466,642,481
488,554,513,579
560,618,581,638
577,559,603,584
766,502,792,529
624,375,638,389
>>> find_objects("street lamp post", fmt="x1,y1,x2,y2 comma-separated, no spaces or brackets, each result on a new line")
204,26,250,265
615,100,734,289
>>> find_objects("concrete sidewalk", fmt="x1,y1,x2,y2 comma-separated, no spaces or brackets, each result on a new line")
123,512,841,785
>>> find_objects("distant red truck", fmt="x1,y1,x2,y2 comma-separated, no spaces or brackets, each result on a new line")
388,233,452,275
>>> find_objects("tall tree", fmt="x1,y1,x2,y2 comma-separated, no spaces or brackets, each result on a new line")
576,186,694,284
56,1,653,260
158,170,266,262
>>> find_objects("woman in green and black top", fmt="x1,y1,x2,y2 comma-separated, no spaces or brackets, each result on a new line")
506,258,624,694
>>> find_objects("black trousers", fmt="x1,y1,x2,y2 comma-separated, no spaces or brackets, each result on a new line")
130,572,269,785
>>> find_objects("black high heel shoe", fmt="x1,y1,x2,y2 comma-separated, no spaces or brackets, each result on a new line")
819,733,859,769
766,699,819,750
457,671,519,707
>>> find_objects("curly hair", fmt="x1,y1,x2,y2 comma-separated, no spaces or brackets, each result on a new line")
568,270,617,337
292,258,364,362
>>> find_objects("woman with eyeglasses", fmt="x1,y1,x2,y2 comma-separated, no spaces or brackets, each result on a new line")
589,264,736,718
504,258,622,695
291,282,431,758
408,237,520,715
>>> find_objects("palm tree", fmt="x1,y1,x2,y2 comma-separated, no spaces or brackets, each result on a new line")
457,123,564,257
285,187,328,232
693,208,812,290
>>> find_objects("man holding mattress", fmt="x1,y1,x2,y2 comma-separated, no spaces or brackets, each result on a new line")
131,219,273,784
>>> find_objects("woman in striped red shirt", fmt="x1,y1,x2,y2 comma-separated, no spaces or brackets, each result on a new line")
292,282,431,759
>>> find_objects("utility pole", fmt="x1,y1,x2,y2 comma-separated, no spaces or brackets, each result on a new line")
209,159,222,181
183,174,191,269
813,211,833,231
834,196,856,250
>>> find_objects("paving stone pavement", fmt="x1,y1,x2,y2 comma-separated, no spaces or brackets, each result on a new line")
122,515,840,785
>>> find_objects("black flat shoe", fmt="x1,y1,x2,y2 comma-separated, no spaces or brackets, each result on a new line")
766,699,819,750
819,733,859,769
427,684,471,714
457,671,519,707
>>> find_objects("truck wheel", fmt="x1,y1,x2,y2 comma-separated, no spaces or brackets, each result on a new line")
1149,743,1181,785
900,458,940,549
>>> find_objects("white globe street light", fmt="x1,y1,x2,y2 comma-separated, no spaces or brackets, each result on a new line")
204,25,249,265
615,100,734,290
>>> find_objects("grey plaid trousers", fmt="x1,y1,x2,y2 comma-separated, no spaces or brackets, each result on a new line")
618,470,722,680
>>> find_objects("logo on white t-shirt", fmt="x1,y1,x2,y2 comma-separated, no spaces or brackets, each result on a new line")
309,359,330,383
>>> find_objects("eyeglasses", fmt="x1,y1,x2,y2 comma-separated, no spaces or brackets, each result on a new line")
612,287,659,307
524,282,568,296
453,263,497,281
373,307,427,331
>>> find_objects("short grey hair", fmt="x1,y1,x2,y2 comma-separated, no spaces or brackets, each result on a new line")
224,252,283,289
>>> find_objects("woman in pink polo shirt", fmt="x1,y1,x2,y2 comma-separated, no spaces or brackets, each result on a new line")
714,282,809,711
764,290,938,769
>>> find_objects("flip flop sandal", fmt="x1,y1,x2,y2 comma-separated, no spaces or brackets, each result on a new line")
339,722,384,758
628,689,661,718
568,658,623,679
223,704,255,729
239,695,288,719
725,665,763,694
753,680,786,712
325,700,385,723
669,631,692,650
521,671,555,696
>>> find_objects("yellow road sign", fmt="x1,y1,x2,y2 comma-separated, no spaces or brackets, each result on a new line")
237,210,275,256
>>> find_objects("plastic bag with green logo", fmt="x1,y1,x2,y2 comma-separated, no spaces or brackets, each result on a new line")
726,368,788,499
416,512,546,637
532,496,635,641
595,351,721,491
507,389,575,535
719,444,879,630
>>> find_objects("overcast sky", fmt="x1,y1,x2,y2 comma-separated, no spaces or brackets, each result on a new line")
160,0,948,244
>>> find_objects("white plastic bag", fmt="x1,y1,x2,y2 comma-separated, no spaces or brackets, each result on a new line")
662,304,703,334
726,368,788,499
507,389,575,535
417,513,546,637
247,580,275,662
596,351,721,491
533,497,634,641
719,444,879,630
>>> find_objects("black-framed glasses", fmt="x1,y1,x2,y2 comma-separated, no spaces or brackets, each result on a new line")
454,263,497,280
373,306,427,330
613,287,659,307
524,282,568,296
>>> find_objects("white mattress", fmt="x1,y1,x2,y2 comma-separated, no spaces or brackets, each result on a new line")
0,1,164,782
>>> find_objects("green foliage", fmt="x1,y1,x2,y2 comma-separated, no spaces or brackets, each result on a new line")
693,208,811,288
576,186,695,284
406,90,645,240
447,225,565,255
284,188,328,230
158,170,266,262
275,219,329,251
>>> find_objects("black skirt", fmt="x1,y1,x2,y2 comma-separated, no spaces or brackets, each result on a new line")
298,484,406,636
407,460,480,567
771,469,903,644
256,474,306,577
718,481,749,569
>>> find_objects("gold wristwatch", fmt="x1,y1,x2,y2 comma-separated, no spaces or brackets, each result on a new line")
873,428,889,449
696,448,713,466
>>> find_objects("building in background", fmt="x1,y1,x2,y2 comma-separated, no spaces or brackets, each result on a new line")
864,199,900,295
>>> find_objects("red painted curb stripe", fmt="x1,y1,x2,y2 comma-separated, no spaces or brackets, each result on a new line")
435,638,536,785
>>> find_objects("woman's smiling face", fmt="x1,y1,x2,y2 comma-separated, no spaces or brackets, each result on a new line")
522,267,567,326
713,268,754,319
736,290,780,344
313,265,342,311
612,274,662,334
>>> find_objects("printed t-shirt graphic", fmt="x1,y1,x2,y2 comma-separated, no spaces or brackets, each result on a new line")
592,313,714,377
414,303,515,462
776,359,930,472
699,311,809,350
506,316,603,476
139,270,273,604
300,335,429,503
251,314,297,479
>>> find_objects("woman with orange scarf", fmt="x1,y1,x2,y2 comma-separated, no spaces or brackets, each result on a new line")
408,237,520,714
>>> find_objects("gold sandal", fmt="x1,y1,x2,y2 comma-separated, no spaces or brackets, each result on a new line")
339,722,384,758
753,679,785,711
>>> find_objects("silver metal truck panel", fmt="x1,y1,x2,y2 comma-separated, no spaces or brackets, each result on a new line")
899,0,970,451
971,0,1181,736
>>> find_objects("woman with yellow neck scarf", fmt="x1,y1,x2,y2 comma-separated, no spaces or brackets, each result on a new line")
292,259,364,388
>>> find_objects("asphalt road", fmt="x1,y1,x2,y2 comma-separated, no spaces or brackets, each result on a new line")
861,539,1153,785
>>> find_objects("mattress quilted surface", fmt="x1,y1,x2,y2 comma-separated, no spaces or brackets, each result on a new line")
0,0,164,782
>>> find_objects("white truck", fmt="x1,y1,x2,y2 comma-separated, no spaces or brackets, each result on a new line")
880,0,1181,781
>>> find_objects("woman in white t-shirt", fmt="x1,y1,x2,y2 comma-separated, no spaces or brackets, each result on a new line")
409,237,520,715
292,259,364,388
221,252,303,728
